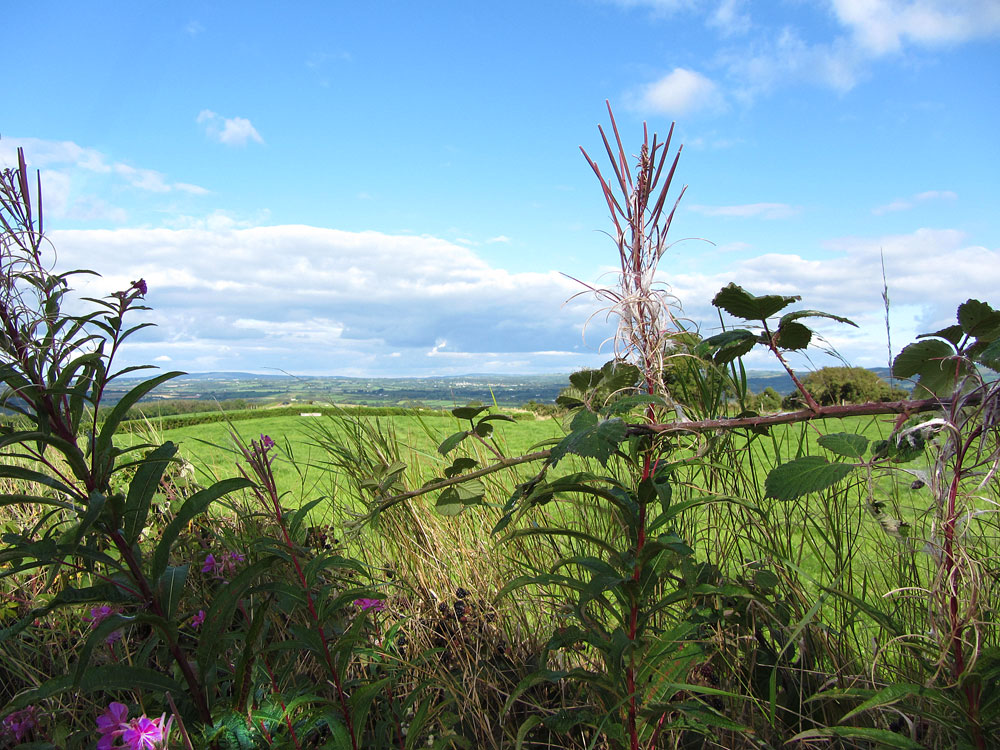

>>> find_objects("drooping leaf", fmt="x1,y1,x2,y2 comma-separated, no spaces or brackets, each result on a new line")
712,283,800,321
778,309,857,328
765,456,857,501
789,727,922,749
451,405,489,421
817,432,869,460
918,324,964,347
700,329,758,365
774,321,812,350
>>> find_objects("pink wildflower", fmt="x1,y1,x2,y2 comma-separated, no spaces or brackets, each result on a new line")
122,716,162,750
190,609,206,629
201,553,218,574
354,598,386,612
96,702,129,749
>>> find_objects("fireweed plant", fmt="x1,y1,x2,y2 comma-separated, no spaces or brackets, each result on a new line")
347,105,999,749
0,151,407,748
2,110,1000,749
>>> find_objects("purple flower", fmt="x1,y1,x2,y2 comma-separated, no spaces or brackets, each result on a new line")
201,553,219,574
354,598,386,612
131,278,148,296
96,702,129,749
190,609,206,629
85,604,115,626
2,705,38,743
202,550,245,579
122,716,162,750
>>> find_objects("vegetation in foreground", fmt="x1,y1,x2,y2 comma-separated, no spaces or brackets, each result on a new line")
2,109,999,750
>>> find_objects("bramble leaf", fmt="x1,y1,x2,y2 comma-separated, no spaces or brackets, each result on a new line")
765,456,857,501
817,432,869,460
712,283,800,321
775,321,812,350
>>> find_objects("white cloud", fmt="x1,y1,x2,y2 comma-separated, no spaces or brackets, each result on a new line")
667,227,999,367
708,0,751,36
487,235,511,244
636,68,724,115
872,189,957,215
197,110,264,146
687,202,799,219
1,137,207,223
185,21,204,36
831,0,1000,56
48,225,611,376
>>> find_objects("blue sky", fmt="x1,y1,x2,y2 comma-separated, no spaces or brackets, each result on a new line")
3,1,998,376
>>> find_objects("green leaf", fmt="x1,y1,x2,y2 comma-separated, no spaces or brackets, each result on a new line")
774,321,812,350
712,283,800,320
699,329,757,365
94,371,184,474
779,309,857,328
893,339,964,396
788,727,922,749
444,457,478,478
957,299,1000,340
123,442,177,545
765,456,857,501
817,432,869,460
436,480,485,516
569,368,603,391
5,665,184,714
549,416,627,467
437,431,468,456
156,564,190,619
919,324,963,347
451,405,488,421
151,477,252,580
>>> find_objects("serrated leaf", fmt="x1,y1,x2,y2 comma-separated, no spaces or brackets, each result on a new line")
976,338,1000,370
817,432,869,459
549,417,627,467
765,456,857,501
712,282,800,320
918,324,964,347
893,339,966,396
775,321,812,350
700,329,757,365
779,309,858,328
957,298,1000,340
569,368,603,391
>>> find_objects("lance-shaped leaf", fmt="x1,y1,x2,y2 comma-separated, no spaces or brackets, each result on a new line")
123,442,178,545
712,283,800,321
778,309,857,328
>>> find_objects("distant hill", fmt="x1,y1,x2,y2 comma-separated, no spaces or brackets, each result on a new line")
99,367,908,410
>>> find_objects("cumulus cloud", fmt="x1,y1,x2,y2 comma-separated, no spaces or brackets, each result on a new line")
49,225,611,376
197,110,264,146
667,227,999,367
636,68,724,115
872,190,957,215
687,202,799,219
